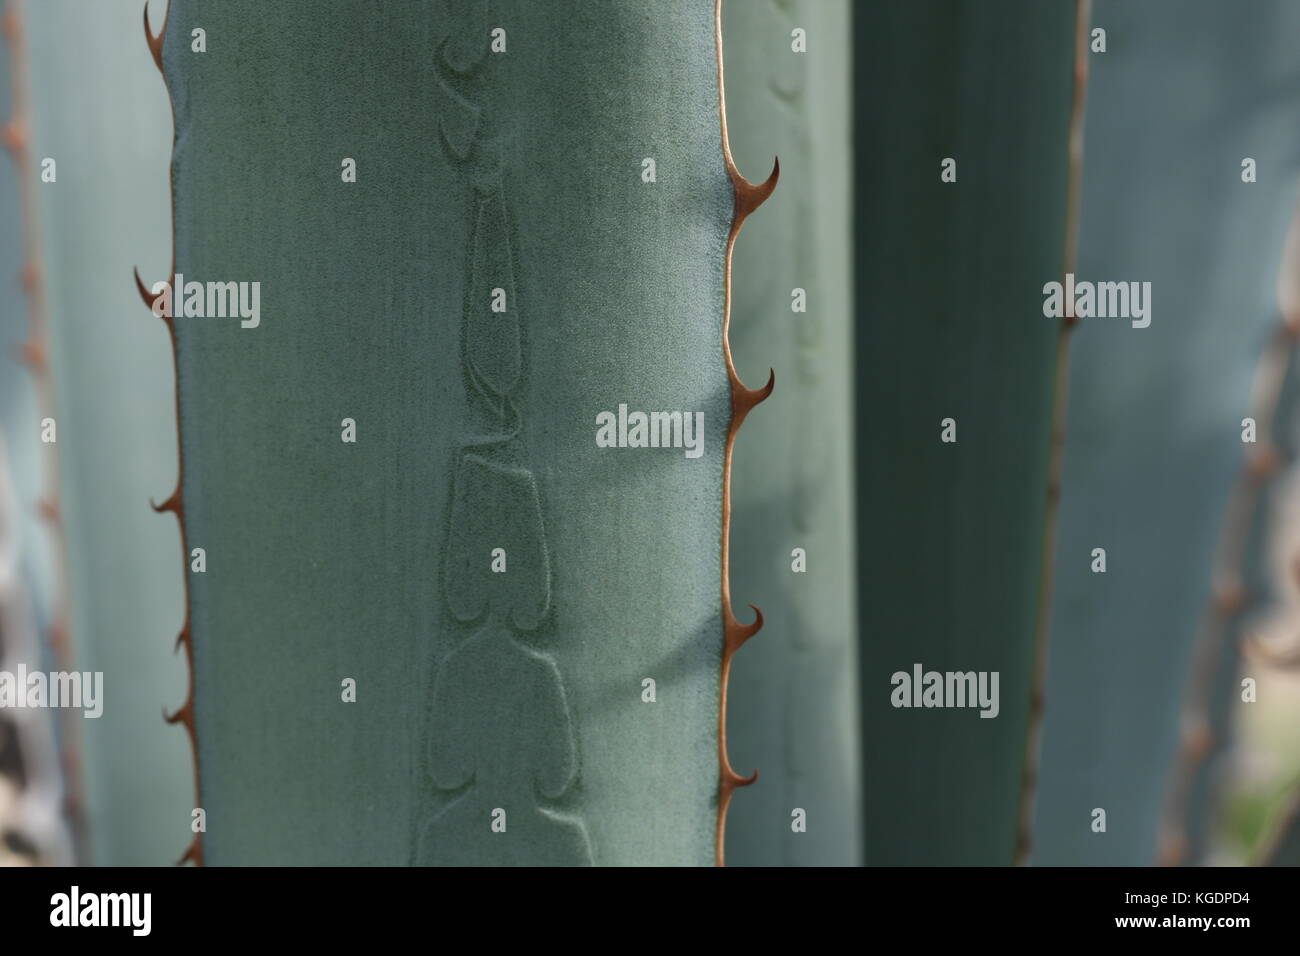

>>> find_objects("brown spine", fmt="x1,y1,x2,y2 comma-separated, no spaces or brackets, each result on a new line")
1014,0,1092,866
2,0,88,863
713,0,778,868
137,0,201,866
1157,323,1298,866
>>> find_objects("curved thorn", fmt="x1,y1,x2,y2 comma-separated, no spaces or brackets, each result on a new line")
177,837,201,866
1182,718,1213,760
728,603,764,651
721,762,759,788
133,266,154,309
736,367,776,411
734,156,779,220
0,120,23,156
47,620,69,648
1248,444,1283,481
163,701,188,725
1258,648,1300,668
20,261,39,293
134,266,170,322
1157,832,1188,868
1214,582,1248,616
17,338,44,369
142,3,164,73
0,6,17,43
151,489,180,514
1243,630,1300,667
174,630,188,653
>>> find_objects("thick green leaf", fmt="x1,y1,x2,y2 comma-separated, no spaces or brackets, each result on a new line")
19,0,191,866
164,0,736,865
854,0,1077,865
1032,0,1300,866
0,2,71,867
